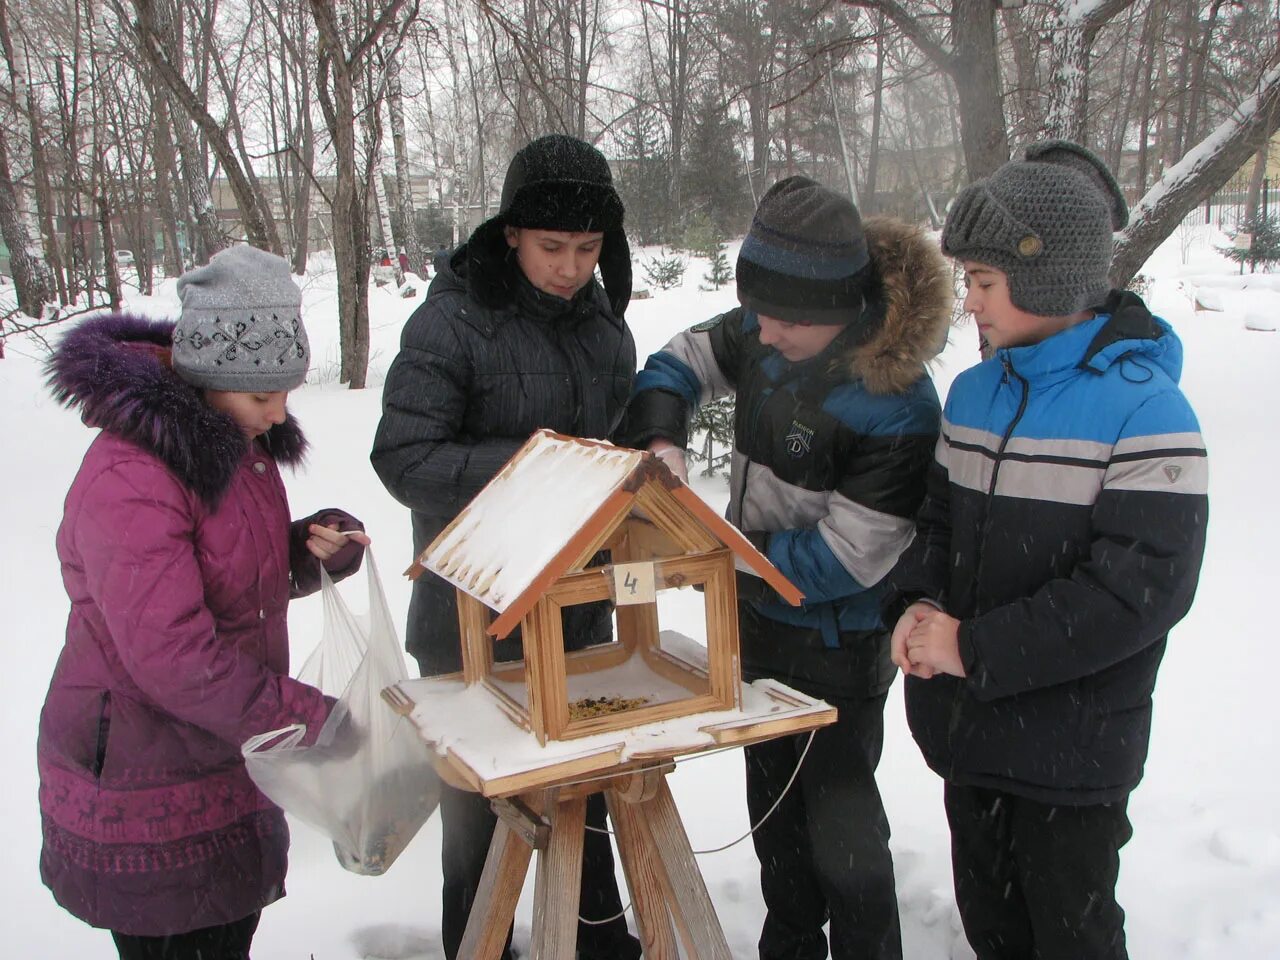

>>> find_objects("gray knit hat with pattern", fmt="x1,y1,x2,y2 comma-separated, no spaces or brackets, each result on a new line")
172,244,309,391
941,140,1128,317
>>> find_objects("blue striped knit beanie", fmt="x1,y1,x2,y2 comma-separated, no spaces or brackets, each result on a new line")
736,176,873,327
942,140,1128,317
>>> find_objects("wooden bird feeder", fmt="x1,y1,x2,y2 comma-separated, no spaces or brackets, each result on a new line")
407,429,804,747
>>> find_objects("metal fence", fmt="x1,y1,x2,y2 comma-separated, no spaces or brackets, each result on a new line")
1200,175,1278,231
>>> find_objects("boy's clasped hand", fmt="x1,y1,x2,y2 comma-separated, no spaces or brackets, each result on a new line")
890,602,966,679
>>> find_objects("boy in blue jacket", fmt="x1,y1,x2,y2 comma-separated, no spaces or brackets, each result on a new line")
620,177,953,960
886,141,1209,960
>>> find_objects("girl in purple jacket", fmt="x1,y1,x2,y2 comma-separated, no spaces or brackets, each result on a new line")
38,245,370,960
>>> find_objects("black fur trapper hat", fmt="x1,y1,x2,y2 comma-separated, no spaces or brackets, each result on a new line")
465,134,631,316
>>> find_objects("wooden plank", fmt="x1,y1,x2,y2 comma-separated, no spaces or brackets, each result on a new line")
479,679,530,730
457,819,535,960
492,796,550,850
622,515,685,561
615,600,657,655
563,640,632,675
440,748,488,793
700,554,740,710
521,601,568,744
487,488,635,639
479,744,627,799
530,792,587,960
669,485,804,606
545,569,612,606
633,482,721,552
459,593,495,685
641,779,733,960
698,705,838,748
605,787,679,960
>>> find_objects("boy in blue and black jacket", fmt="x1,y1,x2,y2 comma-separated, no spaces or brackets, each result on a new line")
886,141,1209,960
620,177,953,960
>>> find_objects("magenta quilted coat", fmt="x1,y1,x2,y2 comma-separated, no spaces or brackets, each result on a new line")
38,314,361,935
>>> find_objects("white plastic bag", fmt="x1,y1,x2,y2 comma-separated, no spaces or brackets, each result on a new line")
243,551,440,875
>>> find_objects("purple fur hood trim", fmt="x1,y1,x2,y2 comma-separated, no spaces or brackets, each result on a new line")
46,312,307,505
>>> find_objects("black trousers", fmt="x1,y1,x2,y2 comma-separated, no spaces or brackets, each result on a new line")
112,913,260,960
944,783,1133,960
745,692,902,960
440,783,640,960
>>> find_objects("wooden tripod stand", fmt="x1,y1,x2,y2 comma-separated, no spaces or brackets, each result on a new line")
459,762,732,960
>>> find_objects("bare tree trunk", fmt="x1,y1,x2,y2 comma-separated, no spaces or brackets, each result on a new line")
0,133,56,318
88,0,121,311
1135,0,1160,192
127,0,279,253
1169,0,1194,158
1111,64,1280,286
151,89,185,276
171,108,224,262
1184,0,1225,148
310,0,412,389
0,0,56,317
846,0,1008,180
1041,0,1137,141
1001,7,1041,139
826,52,858,205
950,0,1008,179
386,51,423,273
864,15,885,215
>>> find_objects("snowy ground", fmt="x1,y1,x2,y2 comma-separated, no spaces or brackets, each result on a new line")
2,229,1278,958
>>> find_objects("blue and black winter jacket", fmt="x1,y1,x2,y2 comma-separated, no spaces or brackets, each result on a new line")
885,291,1209,804
619,218,953,697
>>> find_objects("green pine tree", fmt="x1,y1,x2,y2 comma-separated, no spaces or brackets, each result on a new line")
688,397,736,477
701,244,734,291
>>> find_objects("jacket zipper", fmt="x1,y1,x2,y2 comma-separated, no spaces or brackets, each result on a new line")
92,691,111,778
549,325,584,433
946,355,1030,759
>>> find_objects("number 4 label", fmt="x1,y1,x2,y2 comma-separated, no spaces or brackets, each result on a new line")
612,562,657,605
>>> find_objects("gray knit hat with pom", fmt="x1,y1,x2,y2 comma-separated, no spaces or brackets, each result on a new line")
941,140,1128,317
172,244,309,391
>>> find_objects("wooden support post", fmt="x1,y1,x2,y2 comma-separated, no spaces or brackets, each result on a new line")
605,787,679,960
641,779,733,960
529,791,587,960
456,820,535,960
456,765,734,960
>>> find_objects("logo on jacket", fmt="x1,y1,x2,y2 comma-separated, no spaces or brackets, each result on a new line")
1164,464,1183,483
785,420,815,458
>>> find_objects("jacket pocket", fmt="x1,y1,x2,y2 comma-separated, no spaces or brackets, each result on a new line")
90,691,111,779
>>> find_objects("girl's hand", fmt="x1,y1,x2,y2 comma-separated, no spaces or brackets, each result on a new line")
305,523,371,561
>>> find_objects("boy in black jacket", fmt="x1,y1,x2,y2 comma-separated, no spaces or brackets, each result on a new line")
886,141,1209,960
621,177,953,960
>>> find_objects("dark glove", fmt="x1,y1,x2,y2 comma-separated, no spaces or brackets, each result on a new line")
307,701,364,763
290,509,366,596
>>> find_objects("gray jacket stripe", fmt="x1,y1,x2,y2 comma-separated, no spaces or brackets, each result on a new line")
947,445,1106,504
729,450,915,585
819,492,917,587
731,449,828,530
660,329,736,406
1105,451,1209,494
